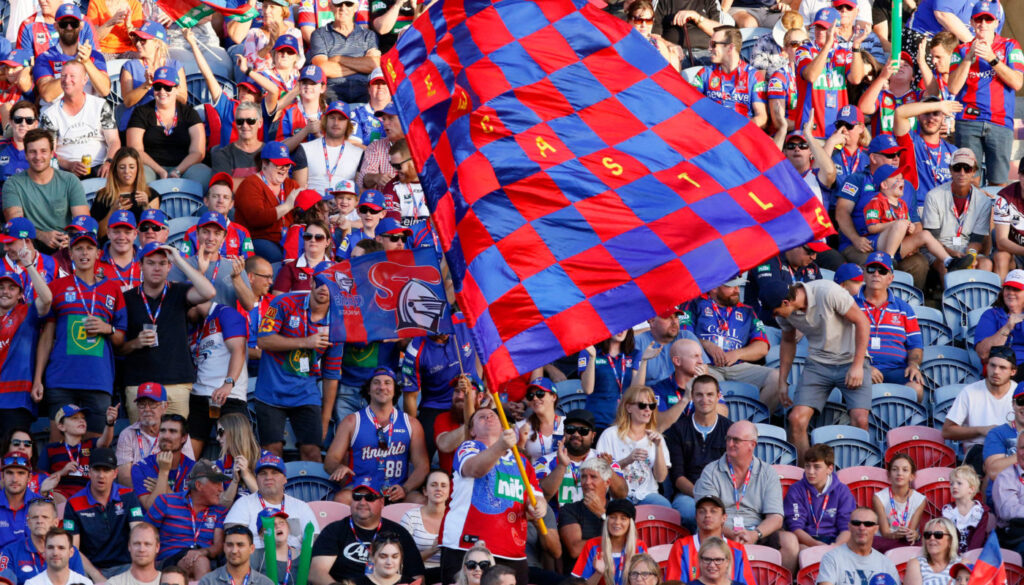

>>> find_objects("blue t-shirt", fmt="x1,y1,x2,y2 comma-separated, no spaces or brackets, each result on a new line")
0,491,42,551
400,315,476,409
578,349,640,428
32,45,107,84
974,307,1024,364
0,141,28,187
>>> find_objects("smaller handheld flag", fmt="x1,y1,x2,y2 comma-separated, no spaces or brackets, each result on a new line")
157,0,252,27
968,531,1007,585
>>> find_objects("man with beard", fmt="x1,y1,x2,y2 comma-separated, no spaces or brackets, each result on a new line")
681,278,782,411
32,4,109,106
380,139,428,227
131,414,194,510
115,384,196,487
533,410,627,509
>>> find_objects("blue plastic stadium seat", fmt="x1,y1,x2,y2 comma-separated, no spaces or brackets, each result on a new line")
284,461,338,502
869,384,928,443
919,346,980,395
753,423,797,465
721,381,770,424
914,306,953,347
811,425,882,468
941,270,1001,333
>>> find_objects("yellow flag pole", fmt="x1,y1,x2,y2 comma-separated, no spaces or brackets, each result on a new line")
489,389,548,535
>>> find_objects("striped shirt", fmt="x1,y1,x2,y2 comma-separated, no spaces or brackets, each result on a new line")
147,491,226,561
854,289,922,370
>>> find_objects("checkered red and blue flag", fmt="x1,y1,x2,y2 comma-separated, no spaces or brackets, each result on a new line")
381,0,835,388
968,531,1007,585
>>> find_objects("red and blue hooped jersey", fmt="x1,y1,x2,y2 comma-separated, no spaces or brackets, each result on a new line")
266,101,310,142
572,538,649,585
680,295,770,353
100,252,141,292
952,36,1024,128
871,89,920,136
666,535,755,584
45,275,126,393
1,252,58,301
181,221,254,259
348,407,413,488
766,66,797,130
864,194,911,226
794,42,854,138
854,290,923,370
0,303,41,413
146,491,226,561
691,62,766,119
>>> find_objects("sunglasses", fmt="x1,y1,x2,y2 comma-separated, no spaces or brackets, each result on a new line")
785,142,809,151
385,234,407,243
564,425,591,436
923,531,948,540
850,520,878,527
526,389,552,401
464,561,492,571
865,265,890,275
709,40,732,49
1015,397,1024,407
10,439,32,448
58,19,80,29
216,428,225,437
302,233,328,242
12,116,35,125
835,122,854,131
951,163,975,173
351,492,382,502
237,118,259,126
390,158,412,171
153,85,175,92
786,40,803,48
358,205,382,214
836,4,855,10
632,402,657,410
139,224,166,232
631,17,653,24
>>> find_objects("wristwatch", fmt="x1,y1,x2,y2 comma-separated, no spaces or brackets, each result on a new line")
989,56,1001,67
224,377,235,386
755,529,763,540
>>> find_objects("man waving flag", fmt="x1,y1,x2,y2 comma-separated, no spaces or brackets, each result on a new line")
382,0,835,388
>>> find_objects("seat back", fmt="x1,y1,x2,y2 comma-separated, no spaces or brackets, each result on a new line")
186,72,236,107
751,561,792,585
914,467,954,522
284,461,338,502
556,393,587,416
870,391,929,444
920,346,979,394
773,464,805,499
722,382,770,424
942,270,1001,330
796,564,819,585
915,306,952,345
754,436,797,465
886,425,944,446
965,308,988,345
836,466,890,508
307,501,350,529
884,441,956,469
890,280,925,307
382,503,418,523
648,544,672,578
636,519,690,547
635,505,680,524
798,545,833,568
931,384,965,426
167,217,198,251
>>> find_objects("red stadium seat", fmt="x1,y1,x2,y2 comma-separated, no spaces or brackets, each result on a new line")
885,426,956,468
307,501,351,529
796,564,819,585
1007,563,1024,585
886,546,920,580
636,505,681,524
914,467,954,522
773,464,804,499
751,560,792,585
648,544,672,579
636,519,690,547
836,466,890,508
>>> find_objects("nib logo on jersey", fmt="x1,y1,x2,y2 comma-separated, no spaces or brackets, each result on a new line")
495,469,525,502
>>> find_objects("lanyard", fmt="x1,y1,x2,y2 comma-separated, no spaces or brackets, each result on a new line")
322,137,345,187
170,458,189,492
838,147,861,176
258,173,285,204
257,493,284,513
64,442,82,471
923,140,944,183
727,460,752,511
135,428,158,459
349,518,381,547
951,196,971,238
159,108,178,136
111,256,138,288
138,283,168,324
806,490,830,535
888,491,910,528
613,544,627,585
605,353,627,395
187,496,211,545
0,305,18,330
709,301,733,333
282,549,293,585
72,274,98,316
863,297,892,338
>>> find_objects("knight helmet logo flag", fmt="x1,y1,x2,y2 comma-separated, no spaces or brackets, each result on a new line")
968,531,1007,585
317,248,452,342
381,0,835,388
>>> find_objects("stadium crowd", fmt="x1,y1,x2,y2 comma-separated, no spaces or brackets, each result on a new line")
2,0,1024,584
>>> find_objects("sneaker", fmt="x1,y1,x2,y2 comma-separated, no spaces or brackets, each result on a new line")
948,255,975,272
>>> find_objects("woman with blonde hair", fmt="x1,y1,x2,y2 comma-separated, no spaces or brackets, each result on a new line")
596,386,670,506
626,554,662,585
118,21,187,132
213,412,262,504
904,517,959,585
942,465,990,554
454,541,496,585
688,538,739,585
91,146,160,238
573,499,649,585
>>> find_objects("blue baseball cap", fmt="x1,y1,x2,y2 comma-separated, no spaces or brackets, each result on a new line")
255,452,286,474
359,190,385,211
835,105,863,127
139,209,167,227
0,269,23,289
135,382,167,402
66,215,98,233
370,367,398,383
197,211,228,231
834,263,864,283
139,242,171,258
758,279,791,312
352,475,383,496
299,64,324,84
257,507,289,527
865,251,894,271
55,3,83,22
152,66,177,87
374,102,398,117
70,231,99,248
261,141,294,166
375,217,412,237
0,49,32,68
108,210,137,230
55,404,85,424
324,100,348,119
868,134,903,155
872,164,902,188
527,378,555,394
973,1,999,20
812,7,840,27
131,21,167,43
5,217,35,240
273,35,300,53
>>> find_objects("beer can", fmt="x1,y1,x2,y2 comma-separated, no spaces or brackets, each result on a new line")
81,154,93,167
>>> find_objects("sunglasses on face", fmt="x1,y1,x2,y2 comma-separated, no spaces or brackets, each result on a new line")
237,118,258,126
58,19,79,29
709,40,731,48
951,163,975,173
302,233,328,242
631,17,653,24
564,425,591,436
1015,397,1024,407
464,561,491,571
836,4,855,11
153,85,175,93
785,142,809,151
216,428,225,437
358,206,381,214
12,116,35,125
390,158,412,171
385,234,407,243
351,491,382,502
835,122,854,131
632,401,657,410
10,439,32,448
923,531,948,540
786,40,804,47
526,389,552,401
865,265,890,275
138,224,166,233
850,520,878,527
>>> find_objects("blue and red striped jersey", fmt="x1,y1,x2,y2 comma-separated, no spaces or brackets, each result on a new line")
100,252,141,292
952,36,1024,128
146,491,226,560
1,253,58,302
44,275,126,393
39,439,99,498
854,290,922,370
690,62,766,119
254,292,343,408
666,535,754,584
181,221,254,259
794,42,854,138
681,294,770,353
0,303,41,413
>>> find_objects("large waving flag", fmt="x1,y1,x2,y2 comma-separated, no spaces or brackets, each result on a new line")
157,0,252,27
318,248,453,342
969,531,1007,585
381,0,834,388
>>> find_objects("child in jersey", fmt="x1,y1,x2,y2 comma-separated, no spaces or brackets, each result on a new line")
39,404,118,498
329,179,362,236
247,36,301,97
251,507,301,583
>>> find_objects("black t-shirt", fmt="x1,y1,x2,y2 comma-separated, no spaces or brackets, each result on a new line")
652,0,721,50
311,518,425,582
122,281,196,385
558,500,605,569
369,0,416,53
128,103,203,168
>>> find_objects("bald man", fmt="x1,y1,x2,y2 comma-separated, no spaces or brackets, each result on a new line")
650,338,729,431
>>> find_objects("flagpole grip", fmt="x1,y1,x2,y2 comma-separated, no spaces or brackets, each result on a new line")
490,391,548,536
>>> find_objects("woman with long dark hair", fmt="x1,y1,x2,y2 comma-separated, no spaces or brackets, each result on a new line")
91,146,160,238
515,378,563,463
